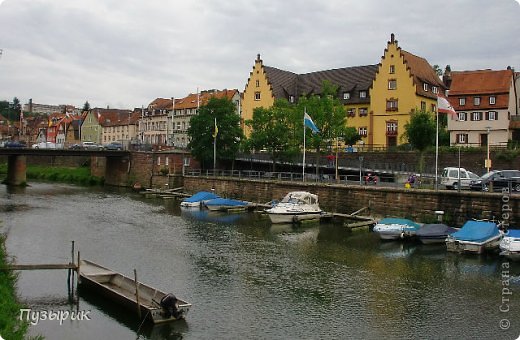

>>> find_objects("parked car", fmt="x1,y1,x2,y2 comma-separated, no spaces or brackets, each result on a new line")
32,141,57,149
4,140,25,148
69,143,82,150
104,142,123,151
441,167,479,190
469,170,520,192
82,141,103,150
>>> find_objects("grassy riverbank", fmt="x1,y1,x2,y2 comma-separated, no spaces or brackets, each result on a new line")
0,235,29,340
0,164,104,186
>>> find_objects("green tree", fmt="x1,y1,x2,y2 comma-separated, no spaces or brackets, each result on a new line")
245,99,299,171
188,97,243,168
403,110,436,172
296,80,348,176
82,101,91,112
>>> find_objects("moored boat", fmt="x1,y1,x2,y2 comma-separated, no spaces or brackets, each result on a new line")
204,198,249,211
372,218,421,240
265,191,323,224
78,260,191,324
499,229,520,261
416,223,457,244
446,220,502,254
180,191,220,208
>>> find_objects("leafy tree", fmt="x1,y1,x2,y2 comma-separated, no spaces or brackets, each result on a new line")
82,101,91,112
403,109,436,173
296,80,348,176
245,99,300,171
432,65,443,77
188,97,243,168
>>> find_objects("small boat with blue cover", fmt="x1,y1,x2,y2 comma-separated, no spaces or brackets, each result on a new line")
204,198,249,211
180,191,220,208
446,220,502,254
499,229,520,261
372,218,421,240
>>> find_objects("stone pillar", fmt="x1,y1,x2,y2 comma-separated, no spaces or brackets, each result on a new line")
104,156,129,186
6,155,27,186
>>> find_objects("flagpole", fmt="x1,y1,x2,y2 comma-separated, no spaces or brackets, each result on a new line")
303,109,306,182
435,107,439,191
213,117,217,171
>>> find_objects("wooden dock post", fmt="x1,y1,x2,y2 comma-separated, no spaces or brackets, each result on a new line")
134,269,142,319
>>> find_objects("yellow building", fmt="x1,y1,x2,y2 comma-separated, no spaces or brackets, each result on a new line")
369,34,446,147
242,35,445,148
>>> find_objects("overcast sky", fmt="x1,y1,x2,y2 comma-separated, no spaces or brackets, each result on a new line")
0,0,519,110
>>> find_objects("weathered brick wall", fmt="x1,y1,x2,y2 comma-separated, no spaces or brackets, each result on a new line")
183,176,519,227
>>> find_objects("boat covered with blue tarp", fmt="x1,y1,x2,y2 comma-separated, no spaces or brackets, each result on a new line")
499,229,520,261
180,191,220,208
446,220,502,254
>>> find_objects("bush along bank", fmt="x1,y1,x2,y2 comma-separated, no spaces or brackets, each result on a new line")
0,164,104,186
0,235,29,340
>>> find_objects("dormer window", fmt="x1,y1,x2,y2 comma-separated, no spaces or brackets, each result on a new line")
489,96,496,105
359,91,367,98
459,98,466,106
432,86,438,94
289,95,295,103
474,97,481,106
423,83,429,92
343,92,350,100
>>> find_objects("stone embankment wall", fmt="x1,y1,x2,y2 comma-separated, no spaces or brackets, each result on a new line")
183,176,519,227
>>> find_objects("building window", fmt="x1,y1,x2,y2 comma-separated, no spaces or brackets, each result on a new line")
474,97,481,106
386,121,398,135
489,96,496,105
343,92,350,100
431,104,437,112
421,101,426,111
459,98,466,106
255,92,261,101
255,80,260,87
472,112,482,121
358,127,367,136
359,91,367,98
389,65,395,74
289,95,295,103
347,108,356,117
386,98,398,111
388,79,397,90
359,108,368,117
423,83,429,92
432,86,438,94
457,133,468,144
487,111,497,120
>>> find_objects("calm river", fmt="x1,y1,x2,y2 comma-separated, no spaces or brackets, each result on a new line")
0,183,519,339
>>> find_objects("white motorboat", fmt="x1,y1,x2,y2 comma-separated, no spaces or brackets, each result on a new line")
372,218,421,240
499,229,520,261
265,191,323,224
180,191,220,208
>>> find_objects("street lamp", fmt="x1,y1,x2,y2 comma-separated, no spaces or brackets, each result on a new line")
485,126,491,173
359,156,364,185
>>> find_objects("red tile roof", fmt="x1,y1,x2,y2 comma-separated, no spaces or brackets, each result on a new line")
400,50,446,99
449,70,513,96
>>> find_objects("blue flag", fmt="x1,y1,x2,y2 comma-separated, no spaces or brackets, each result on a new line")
304,112,319,133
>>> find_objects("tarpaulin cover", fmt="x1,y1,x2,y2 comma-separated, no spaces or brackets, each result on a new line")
182,191,220,203
416,224,457,237
451,221,499,242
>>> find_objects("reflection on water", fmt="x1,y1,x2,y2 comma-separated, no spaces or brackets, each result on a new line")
0,183,519,339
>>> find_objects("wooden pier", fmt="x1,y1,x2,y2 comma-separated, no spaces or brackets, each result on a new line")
1,263,78,271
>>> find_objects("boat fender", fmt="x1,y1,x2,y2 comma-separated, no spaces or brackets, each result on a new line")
160,294,182,319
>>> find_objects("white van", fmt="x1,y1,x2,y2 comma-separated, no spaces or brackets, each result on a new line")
441,167,479,190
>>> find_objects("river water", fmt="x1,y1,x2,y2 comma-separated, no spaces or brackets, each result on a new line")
0,182,519,340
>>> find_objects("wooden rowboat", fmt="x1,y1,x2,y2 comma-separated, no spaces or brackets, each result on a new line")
78,259,191,324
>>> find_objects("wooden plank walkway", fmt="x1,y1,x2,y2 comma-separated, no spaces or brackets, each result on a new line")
0,263,78,271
